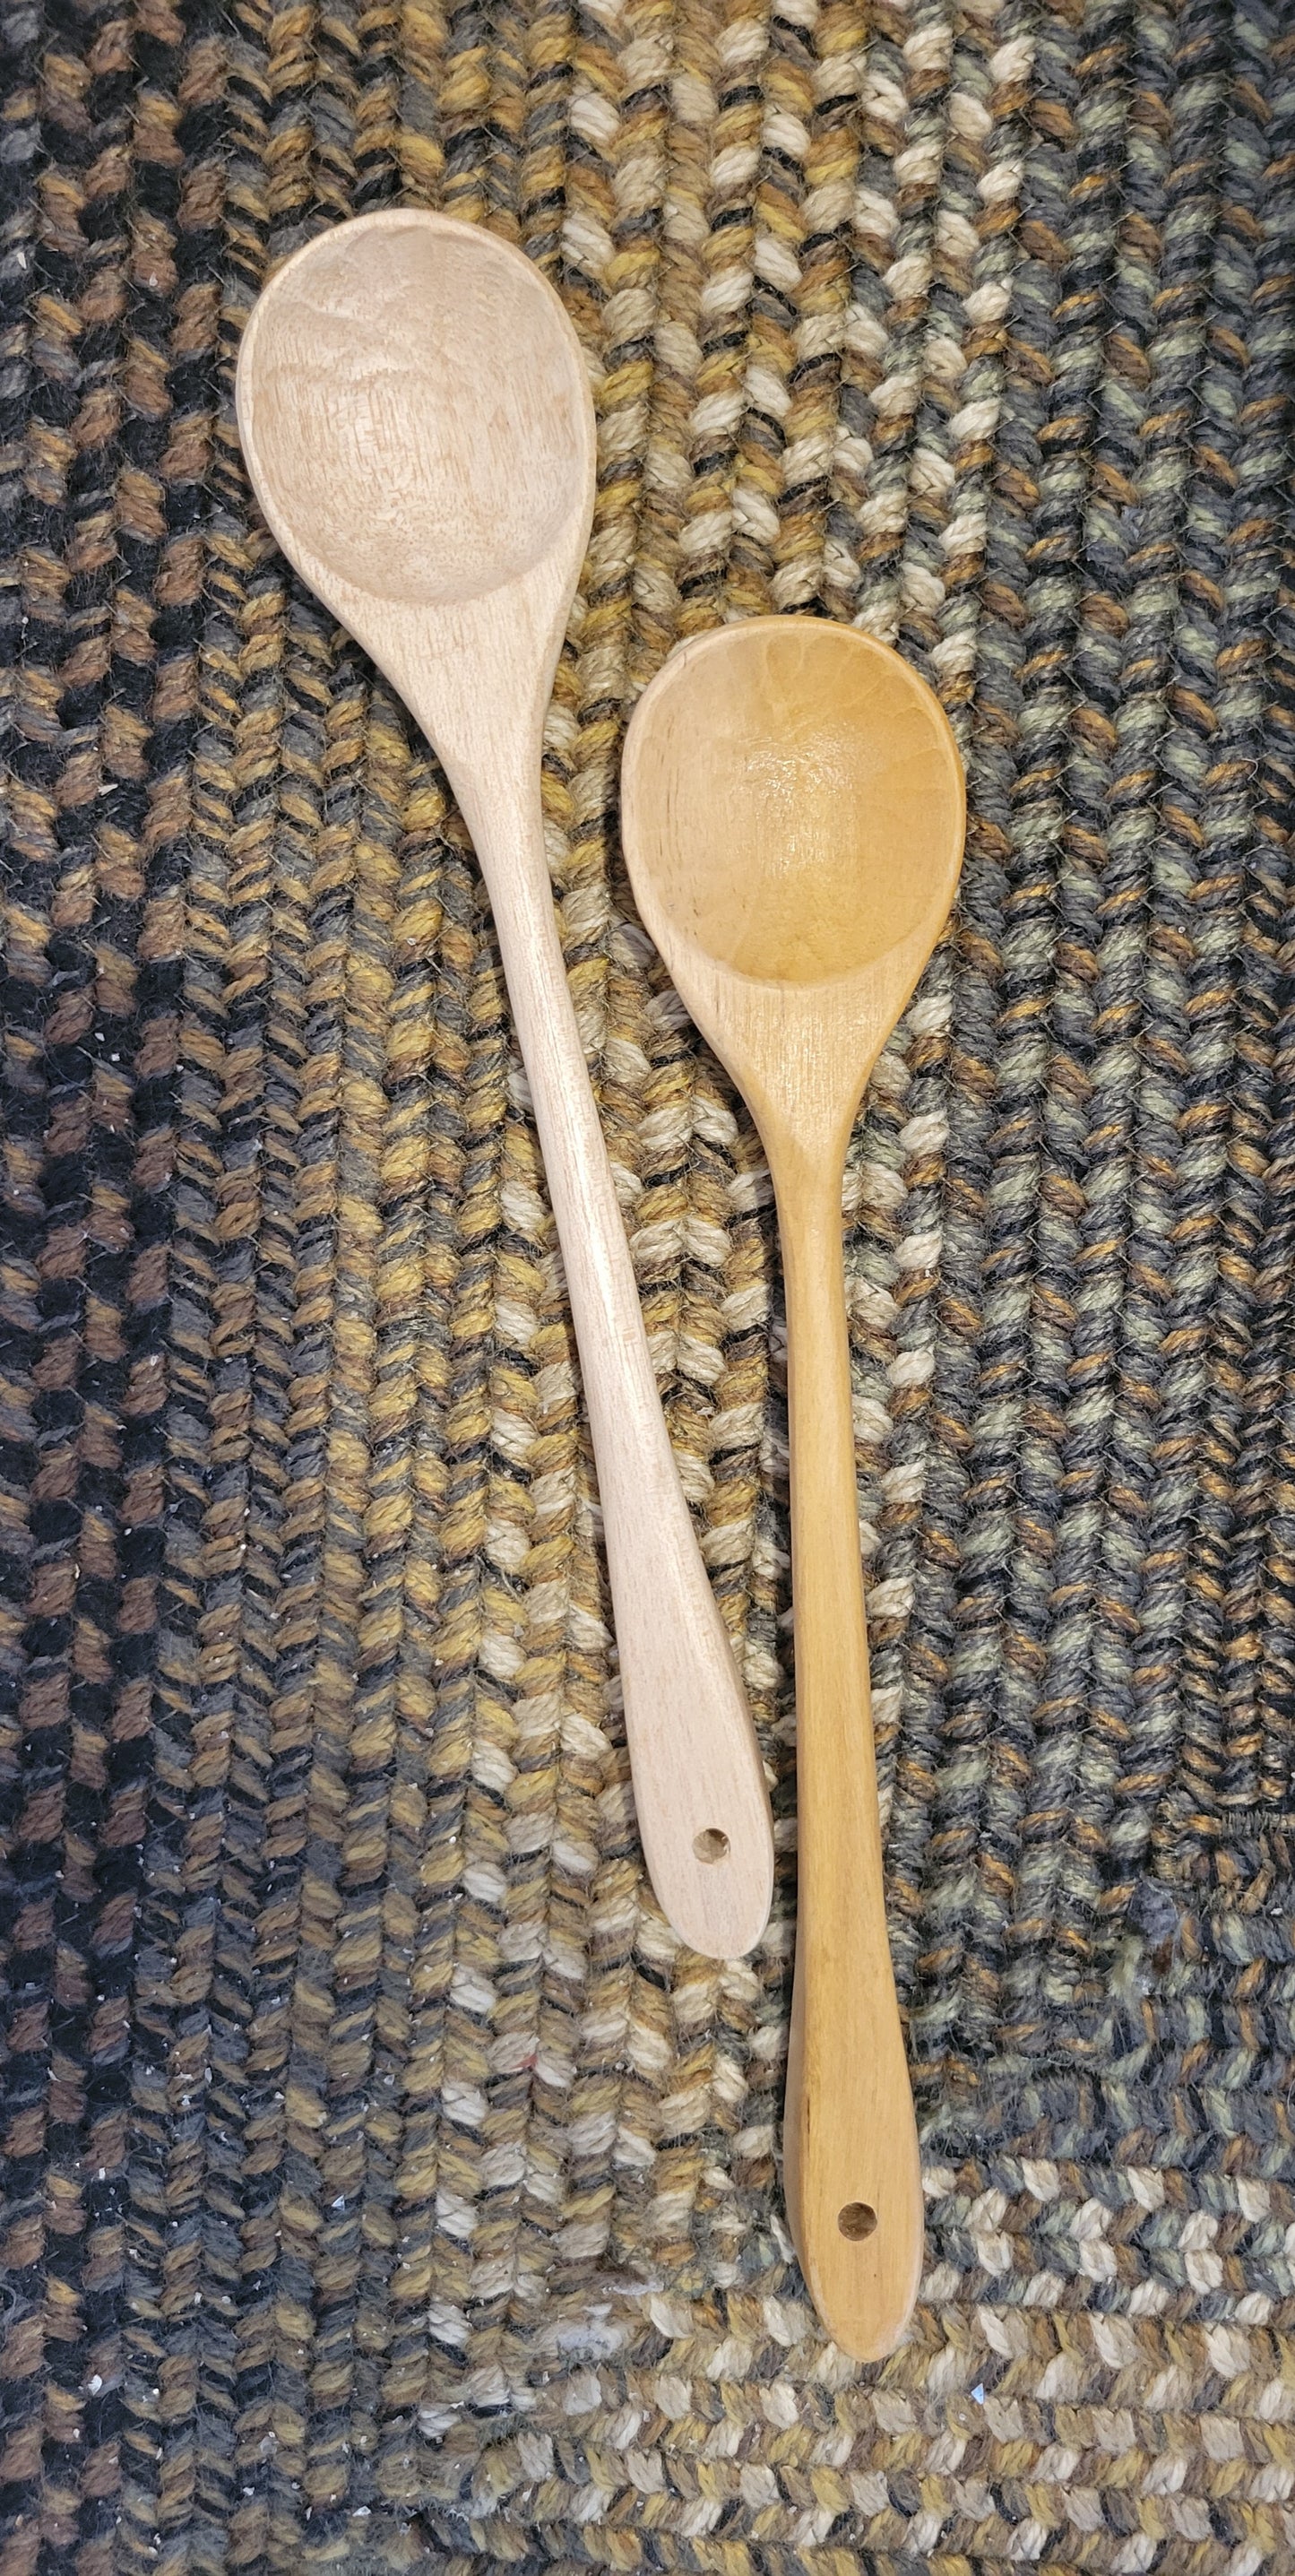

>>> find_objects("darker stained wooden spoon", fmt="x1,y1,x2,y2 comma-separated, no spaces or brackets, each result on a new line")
621,618,964,2357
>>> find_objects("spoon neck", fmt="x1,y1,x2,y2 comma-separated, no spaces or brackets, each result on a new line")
765,1123,851,1253
411,689,546,840
774,1162,852,1410
768,1142,863,1617
448,743,544,890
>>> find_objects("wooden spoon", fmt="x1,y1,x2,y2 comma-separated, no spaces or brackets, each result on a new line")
620,618,964,2357
236,209,773,1959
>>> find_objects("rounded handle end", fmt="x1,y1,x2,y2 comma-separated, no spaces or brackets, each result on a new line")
623,1613,774,1958
635,1732,775,1958
782,1997,924,2359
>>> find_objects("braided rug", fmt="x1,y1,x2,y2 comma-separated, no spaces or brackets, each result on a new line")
4,0,1295,2567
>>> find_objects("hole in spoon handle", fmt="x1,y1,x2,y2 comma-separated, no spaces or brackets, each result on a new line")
838,2200,877,2241
693,1828,730,1864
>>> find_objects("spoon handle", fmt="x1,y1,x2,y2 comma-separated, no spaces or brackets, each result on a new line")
774,1150,923,2357
462,771,773,1959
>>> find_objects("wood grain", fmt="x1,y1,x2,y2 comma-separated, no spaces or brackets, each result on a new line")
621,618,965,2356
236,209,773,1959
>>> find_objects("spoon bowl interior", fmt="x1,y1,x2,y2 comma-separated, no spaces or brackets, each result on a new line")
622,620,964,1137
236,210,592,618
625,620,963,990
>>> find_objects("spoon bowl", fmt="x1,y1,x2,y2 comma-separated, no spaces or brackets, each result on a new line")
622,618,964,2357
637,621,955,989
237,215,590,615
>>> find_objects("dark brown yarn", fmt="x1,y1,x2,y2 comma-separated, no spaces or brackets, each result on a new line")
4,1,1295,2570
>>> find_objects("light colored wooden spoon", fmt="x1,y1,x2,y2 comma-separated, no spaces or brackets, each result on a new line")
620,618,963,2358
235,208,773,1959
